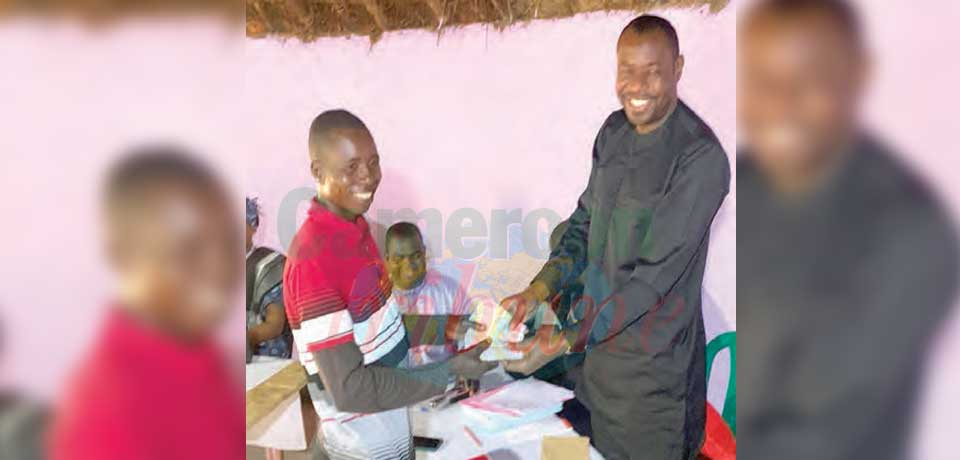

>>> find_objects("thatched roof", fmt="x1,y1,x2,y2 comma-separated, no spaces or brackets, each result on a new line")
3,0,240,19
246,0,729,42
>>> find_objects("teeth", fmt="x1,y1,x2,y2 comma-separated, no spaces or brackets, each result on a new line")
765,125,803,150
355,191,372,200
630,98,649,108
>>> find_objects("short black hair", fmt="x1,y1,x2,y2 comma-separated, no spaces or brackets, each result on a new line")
746,0,863,49
621,14,680,57
308,109,370,160
103,145,224,212
385,222,423,249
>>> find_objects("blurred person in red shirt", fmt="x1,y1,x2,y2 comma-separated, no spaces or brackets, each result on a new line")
48,146,243,460
738,1,958,459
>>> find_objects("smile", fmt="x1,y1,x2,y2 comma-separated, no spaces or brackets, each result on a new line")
629,98,651,109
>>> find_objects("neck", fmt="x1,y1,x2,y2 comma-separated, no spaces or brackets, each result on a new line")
406,277,426,291
764,136,855,198
115,300,203,343
634,98,678,134
316,196,357,221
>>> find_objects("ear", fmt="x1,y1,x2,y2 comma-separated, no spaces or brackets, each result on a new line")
674,54,685,82
309,158,323,182
104,227,132,275
853,50,871,100
105,234,123,272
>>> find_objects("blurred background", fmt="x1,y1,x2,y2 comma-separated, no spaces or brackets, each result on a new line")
737,1,960,459
0,7,245,400
0,3,245,459
857,2,960,458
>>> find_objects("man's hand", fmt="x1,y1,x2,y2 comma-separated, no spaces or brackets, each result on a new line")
449,341,497,379
501,326,570,375
444,316,486,345
500,281,551,329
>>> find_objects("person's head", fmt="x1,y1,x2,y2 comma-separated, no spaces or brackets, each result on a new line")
308,110,381,219
102,146,239,339
245,197,259,252
739,0,867,179
384,222,426,291
616,15,684,133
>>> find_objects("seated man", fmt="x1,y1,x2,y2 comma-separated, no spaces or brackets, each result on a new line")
382,222,484,367
245,197,292,360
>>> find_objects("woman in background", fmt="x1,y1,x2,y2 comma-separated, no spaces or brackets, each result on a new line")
246,197,292,360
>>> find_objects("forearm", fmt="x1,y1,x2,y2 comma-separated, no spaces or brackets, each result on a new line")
312,344,448,413
248,304,286,345
534,187,593,297
248,322,282,346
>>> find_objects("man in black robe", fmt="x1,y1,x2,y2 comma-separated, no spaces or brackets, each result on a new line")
738,1,957,459
501,15,730,460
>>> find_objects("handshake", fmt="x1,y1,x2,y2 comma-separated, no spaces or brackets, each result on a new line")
450,281,572,379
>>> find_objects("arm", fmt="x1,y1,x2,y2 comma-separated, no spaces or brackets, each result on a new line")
502,121,607,327
532,137,602,299
286,266,489,413
311,339,450,413
247,302,286,347
798,196,958,459
574,143,729,350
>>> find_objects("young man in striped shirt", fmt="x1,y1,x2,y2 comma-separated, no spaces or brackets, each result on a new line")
284,110,493,459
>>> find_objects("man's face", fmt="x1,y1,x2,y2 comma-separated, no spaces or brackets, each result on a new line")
112,186,240,338
311,128,382,217
616,29,683,132
385,236,426,291
738,11,865,173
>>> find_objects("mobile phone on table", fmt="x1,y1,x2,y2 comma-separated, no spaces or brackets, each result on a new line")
413,436,443,451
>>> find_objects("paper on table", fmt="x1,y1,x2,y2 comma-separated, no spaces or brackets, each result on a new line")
410,367,604,460
462,379,574,415
464,303,528,361
461,379,574,434
541,436,589,460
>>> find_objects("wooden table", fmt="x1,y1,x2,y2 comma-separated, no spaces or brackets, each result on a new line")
246,359,318,458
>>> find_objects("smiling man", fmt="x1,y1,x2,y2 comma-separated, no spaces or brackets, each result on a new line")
738,1,958,459
283,110,493,459
500,15,730,460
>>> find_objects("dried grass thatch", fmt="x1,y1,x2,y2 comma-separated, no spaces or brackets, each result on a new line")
247,0,729,42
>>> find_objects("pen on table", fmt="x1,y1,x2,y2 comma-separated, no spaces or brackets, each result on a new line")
463,425,483,448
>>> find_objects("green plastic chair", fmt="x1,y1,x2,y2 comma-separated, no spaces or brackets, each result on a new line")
705,331,736,435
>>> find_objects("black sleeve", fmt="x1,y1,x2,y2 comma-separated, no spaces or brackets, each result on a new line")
585,143,729,347
312,341,449,413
